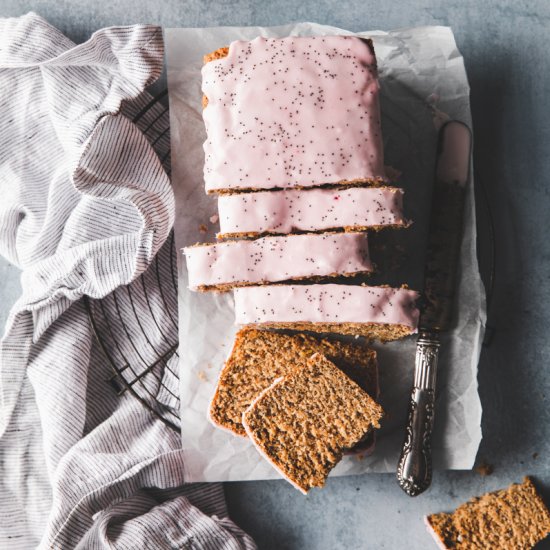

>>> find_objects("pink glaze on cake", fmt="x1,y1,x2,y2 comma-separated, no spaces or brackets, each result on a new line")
217,186,406,236
234,284,419,329
183,233,372,291
202,36,386,192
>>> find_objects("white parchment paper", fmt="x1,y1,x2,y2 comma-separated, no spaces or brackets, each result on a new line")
166,24,485,481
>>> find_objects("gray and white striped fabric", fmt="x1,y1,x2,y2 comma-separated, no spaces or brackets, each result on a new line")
0,13,256,550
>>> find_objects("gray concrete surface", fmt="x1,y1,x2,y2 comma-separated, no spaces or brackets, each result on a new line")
1,1,549,549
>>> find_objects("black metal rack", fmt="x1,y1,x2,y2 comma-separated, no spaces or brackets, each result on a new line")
84,90,181,432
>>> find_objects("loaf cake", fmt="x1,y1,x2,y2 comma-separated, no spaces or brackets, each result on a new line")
242,353,384,493
209,328,378,436
425,477,550,549
217,186,407,239
201,36,387,193
234,284,419,341
184,232,372,292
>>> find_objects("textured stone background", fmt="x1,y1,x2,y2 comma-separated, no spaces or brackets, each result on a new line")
1,2,549,549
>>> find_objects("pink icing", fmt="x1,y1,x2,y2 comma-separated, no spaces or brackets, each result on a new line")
218,186,405,236
234,284,419,329
202,36,386,192
183,233,372,291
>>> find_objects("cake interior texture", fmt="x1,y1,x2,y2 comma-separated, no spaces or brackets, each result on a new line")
248,321,415,341
426,477,550,550
242,353,384,493
209,328,378,436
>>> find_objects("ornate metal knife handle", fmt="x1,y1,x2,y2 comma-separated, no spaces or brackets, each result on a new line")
396,331,440,496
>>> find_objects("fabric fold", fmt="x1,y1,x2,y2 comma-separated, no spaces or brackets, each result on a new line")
0,13,255,550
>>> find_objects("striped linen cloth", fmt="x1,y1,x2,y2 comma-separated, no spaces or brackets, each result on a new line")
0,13,255,550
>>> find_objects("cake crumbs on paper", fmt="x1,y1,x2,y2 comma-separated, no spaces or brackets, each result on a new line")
475,460,494,476
209,214,219,224
198,224,208,233
197,371,207,381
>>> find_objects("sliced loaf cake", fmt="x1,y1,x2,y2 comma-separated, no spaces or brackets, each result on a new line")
425,477,550,549
242,353,384,493
234,283,419,341
217,186,407,239
201,36,387,193
209,328,378,436
184,232,372,291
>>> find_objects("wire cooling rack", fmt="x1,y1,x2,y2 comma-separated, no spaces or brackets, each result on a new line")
84,90,181,432
83,89,496,435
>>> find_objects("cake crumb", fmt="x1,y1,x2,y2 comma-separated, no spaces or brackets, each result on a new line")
198,224,208,233
475,461,494,476
197,371,207,381
426,477,550,549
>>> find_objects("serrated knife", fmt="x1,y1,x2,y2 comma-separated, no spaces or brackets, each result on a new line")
396,120,472,496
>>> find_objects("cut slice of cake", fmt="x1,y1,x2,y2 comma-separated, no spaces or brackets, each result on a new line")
209,328,378,437
242,353,384,494
233,284,420,341
183,232,372,292
217,186,408,239
202,36,387,193
425,477,550,549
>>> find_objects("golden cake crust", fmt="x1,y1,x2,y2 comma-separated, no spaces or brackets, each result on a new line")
245,321,415,342
217,222,407,240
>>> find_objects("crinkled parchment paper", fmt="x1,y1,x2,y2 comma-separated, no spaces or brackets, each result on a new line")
166,24,485,482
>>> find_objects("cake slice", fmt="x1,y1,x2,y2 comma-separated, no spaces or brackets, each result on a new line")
183,232,372,292
242,353,384,493
233,284,420,341
425,477,550,549
209,328,378,436
217,186,408,239
202,36,387,193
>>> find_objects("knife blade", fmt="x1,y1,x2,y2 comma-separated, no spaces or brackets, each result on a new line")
396,120,472,496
